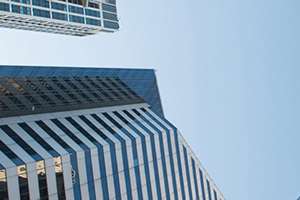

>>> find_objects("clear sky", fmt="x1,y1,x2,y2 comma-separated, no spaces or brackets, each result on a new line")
0,0,299,199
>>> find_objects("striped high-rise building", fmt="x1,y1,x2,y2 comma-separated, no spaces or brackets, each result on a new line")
0,66,224,200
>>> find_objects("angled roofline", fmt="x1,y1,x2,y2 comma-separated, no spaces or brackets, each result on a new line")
0,65,165,118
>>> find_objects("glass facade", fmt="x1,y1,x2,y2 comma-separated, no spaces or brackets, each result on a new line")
0,68,224,200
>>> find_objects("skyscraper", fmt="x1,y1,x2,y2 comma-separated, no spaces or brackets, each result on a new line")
0,0,118,36
0,66,224,200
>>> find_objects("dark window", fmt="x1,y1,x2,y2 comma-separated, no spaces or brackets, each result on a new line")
85,8,100,17
103,20,119,29
18,165,30,200
0,2,9,11
102,3,116,12
51,2,67,11
88,2,99,8
103,12,117,21
68,0,82,6
36,160,48,200
68,5,83,14
33,8,50,18
54,157,66,200
12,5,31,15
52,12,67,21
32,0,49,8
0,170,8,200
86,18,101,26
69,15,84,24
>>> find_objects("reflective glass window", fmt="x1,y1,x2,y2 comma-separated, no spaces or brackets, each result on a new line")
68,5,83,14
51,2,67,11
69,15,84,24
0,2,9,11
0,169,8,200
86,18,101,26
103,20,119,29
33,8,50,18
103,12,117,21
36,160,48,200
102,3,116,13
11,0,30,4
52,12,67,21
32,0,50,8
54,157,66,200
12,5,31,15
18,165,30,200
85,8,100,18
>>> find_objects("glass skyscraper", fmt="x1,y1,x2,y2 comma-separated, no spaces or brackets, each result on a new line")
0,0,118,36
0,66,225,200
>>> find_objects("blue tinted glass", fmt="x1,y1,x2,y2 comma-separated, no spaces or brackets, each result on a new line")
33,8,50,18
69,15,84,24
85,8,100,18
103,12,117,21
0,2,9,11
52,12,67,21
11,0,30,4
32,0,49,8
51,2,66,11
68,5,83,14
103,20,119,29
12,5,31,15
102,3,116,12
86,18,101,26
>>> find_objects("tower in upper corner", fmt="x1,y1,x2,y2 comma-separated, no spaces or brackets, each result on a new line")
0,0,119,36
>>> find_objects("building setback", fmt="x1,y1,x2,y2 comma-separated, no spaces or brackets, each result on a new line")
0,66,225,200
0,0,118,36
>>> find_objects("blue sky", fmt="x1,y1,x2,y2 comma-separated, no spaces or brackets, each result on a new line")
0,0,299,199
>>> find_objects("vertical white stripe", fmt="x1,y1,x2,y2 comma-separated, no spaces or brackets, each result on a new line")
84,114,125,198
0,151,20,200
45,157,59,200
27,122,72,200
9,124,59,200
117,111,158,199
138,109,175,197
179,141,189,200
6,166,20,200
188,154,196,199
71,116,114,199
142,107,183,197
127,110,166,199
0,129,40,200
43,120,89,200
61,155,75,200
60,118,102,200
